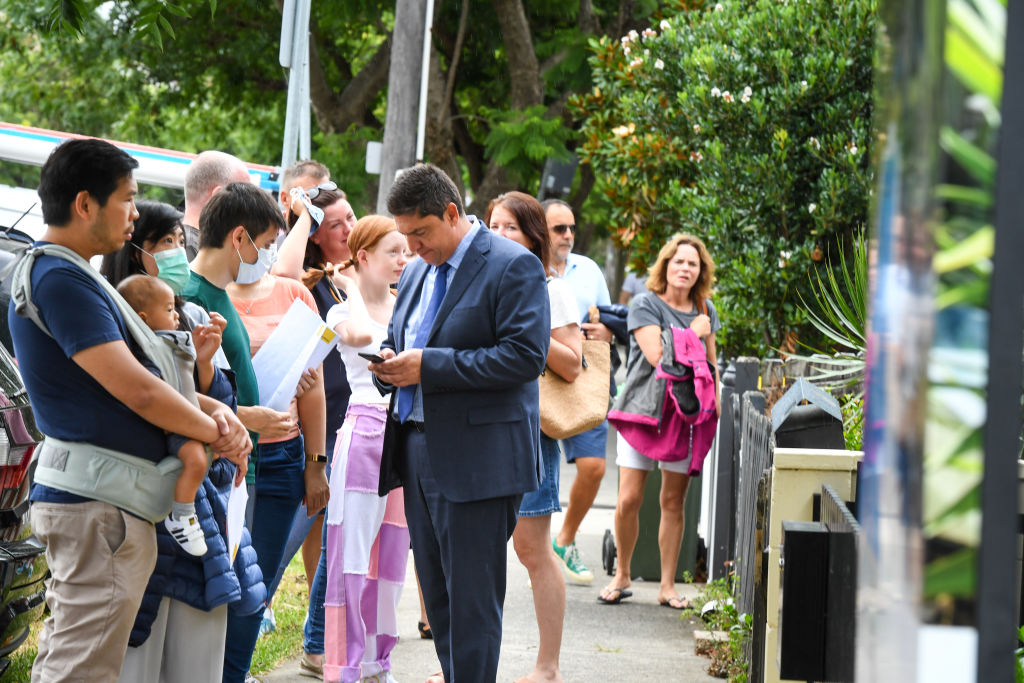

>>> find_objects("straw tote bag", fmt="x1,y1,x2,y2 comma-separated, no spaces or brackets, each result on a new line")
539,338,611,439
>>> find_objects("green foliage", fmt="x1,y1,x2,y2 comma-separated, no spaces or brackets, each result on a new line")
1016,625,1024,683
480,105,574,188
681,574,750,681
841,394,863,452
575,0,875,356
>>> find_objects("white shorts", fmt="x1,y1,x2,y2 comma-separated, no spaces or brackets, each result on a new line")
615,435,689,474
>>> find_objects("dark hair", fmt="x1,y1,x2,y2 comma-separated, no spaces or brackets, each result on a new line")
287,187,347,268
38,139,139,226
386,164,464,220
541,198,574,218
198,182,285,249
487,191,551,271
101,199,183,286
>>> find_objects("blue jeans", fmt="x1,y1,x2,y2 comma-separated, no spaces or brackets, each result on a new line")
303,518,328,654
222,437,305,682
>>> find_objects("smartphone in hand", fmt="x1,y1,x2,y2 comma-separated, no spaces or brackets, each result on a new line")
358,351,386,363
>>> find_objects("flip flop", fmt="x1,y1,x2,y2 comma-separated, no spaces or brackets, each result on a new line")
659,596,693,610
597,586,633,604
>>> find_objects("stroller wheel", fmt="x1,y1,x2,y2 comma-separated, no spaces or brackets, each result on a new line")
602,528,617,576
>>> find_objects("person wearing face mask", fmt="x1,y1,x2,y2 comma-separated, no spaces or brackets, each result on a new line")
225,226,331,683
179,182,315,682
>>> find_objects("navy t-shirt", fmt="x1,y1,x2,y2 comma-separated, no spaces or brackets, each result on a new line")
9,247,166,503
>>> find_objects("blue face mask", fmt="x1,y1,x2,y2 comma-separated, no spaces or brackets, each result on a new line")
132,243,191,294
235,232,278,285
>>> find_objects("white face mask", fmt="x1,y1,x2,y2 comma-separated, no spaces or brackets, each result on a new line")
235,232,278,285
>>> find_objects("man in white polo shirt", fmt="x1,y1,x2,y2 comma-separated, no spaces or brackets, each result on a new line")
542,199,613,585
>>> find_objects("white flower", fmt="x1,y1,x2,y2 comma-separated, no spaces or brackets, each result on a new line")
689,151,704,163
778,249,792,268
628,29,639,41
848,144,858,155
643,28,657,38
655,58,665,70
721,91,734,103
809,136,820,150
623,46,631,56
629,57,643,68
800,79,808,90
612,125,630,137
660,19,671,31
714,3,723,10
621,35,631,45
644,49,650,56
741,86,752,103
808,203,817,213
693,123,701,133
711,87,721,97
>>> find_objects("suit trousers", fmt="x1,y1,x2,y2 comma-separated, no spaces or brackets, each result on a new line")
401,429,520,683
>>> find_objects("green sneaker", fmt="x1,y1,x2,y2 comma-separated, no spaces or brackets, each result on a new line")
552,540,594,584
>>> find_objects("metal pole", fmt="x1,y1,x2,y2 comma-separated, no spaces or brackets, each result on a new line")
414,0,435,163
300,34,311,160
281,0,311,169
977,1,1024,678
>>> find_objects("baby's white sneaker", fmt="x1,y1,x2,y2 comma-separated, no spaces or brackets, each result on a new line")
165,513,207,556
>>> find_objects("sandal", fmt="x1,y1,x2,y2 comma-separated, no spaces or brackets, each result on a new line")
659,596,693,610
418,620,433,640
298,652,323,678
597,586,633,604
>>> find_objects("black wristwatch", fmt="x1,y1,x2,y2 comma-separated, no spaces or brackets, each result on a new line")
305,453,328,464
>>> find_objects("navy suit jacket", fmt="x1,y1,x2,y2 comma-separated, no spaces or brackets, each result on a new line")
377,226,550,503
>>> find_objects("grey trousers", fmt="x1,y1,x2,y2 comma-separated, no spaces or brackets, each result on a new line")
117,597,228,683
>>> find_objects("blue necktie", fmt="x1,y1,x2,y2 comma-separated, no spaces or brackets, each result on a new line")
397,263,451,422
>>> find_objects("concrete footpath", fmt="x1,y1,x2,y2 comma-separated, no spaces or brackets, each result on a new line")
264,430,718,683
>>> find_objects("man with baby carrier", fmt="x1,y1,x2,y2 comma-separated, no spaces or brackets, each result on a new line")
7,139,251,683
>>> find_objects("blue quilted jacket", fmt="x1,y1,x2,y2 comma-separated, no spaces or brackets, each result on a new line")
128,455,266,647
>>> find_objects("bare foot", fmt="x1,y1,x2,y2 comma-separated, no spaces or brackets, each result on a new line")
425,672,444,683
515,670,564,683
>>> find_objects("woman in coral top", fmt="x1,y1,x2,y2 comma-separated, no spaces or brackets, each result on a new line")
225,267,331,678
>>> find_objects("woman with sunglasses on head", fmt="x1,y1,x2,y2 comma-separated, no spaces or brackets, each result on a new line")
271,184,358,676
486,191,583,683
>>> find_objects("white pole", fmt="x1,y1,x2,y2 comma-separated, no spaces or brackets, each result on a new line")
281,0,312,169
414,0,434,163
300,32,311,160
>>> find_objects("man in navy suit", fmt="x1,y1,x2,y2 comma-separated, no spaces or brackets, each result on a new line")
370,164,550,682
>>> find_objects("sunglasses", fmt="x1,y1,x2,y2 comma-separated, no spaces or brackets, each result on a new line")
551,224,576,235
306,181,338,200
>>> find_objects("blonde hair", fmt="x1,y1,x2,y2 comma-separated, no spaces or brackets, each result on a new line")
646,233,715,305
340,215,398,271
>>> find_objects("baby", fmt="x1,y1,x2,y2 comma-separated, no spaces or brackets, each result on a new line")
117,274,228,557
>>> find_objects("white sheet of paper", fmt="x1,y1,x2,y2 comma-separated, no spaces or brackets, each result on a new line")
225,479,248,563
251,299,338,412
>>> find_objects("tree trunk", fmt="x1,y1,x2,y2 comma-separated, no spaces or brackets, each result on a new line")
377,0,427,214
471,0,545,209
425,46,464,200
